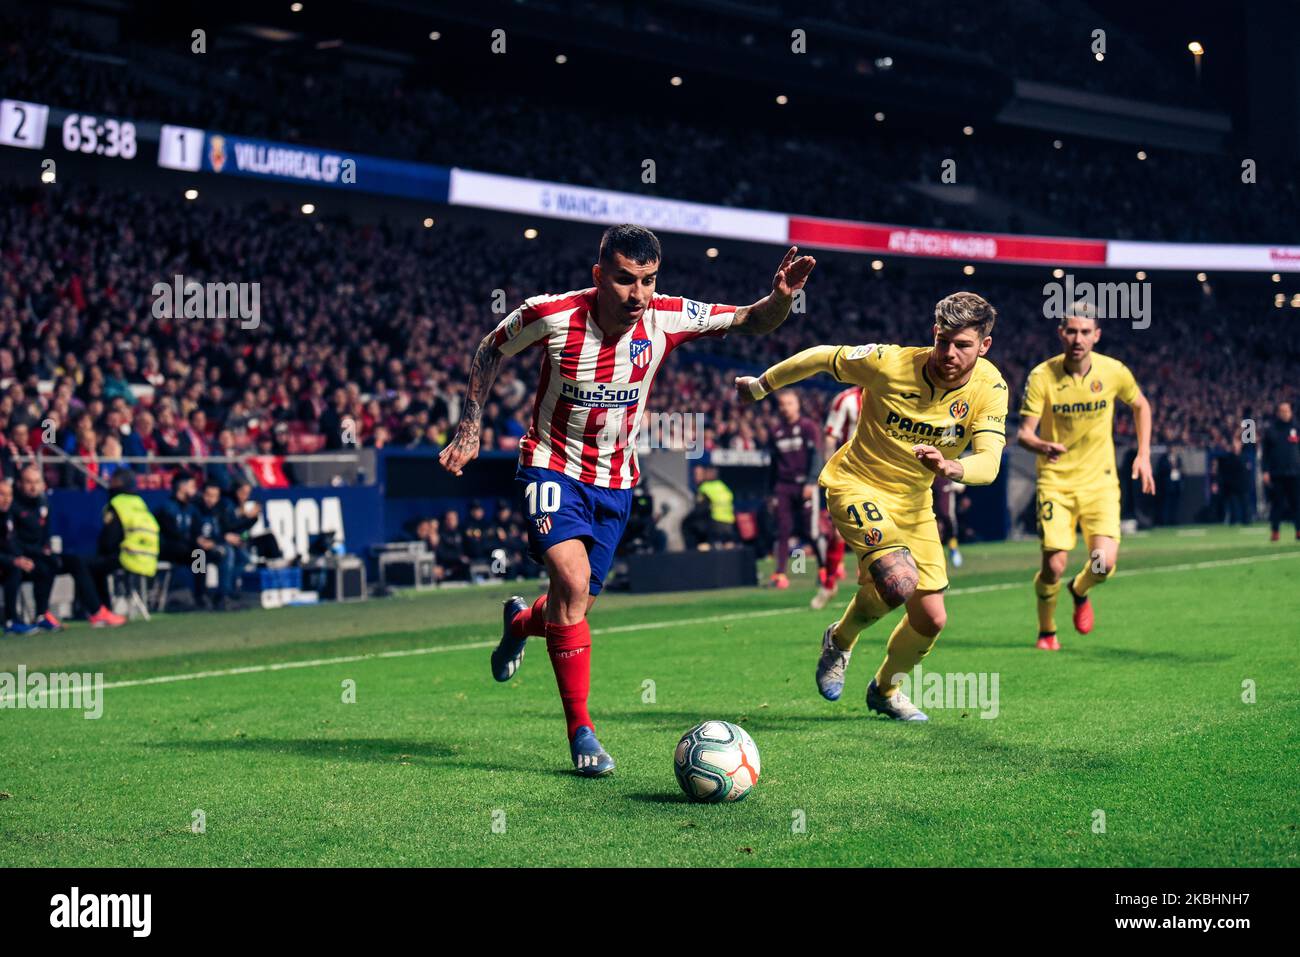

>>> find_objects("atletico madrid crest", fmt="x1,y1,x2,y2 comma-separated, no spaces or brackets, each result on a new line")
535,514,553,535
629,338,653,369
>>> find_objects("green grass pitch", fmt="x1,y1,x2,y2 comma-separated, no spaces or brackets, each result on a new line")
1,526,1296,867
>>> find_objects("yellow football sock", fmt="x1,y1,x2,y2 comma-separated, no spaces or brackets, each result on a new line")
1033,571,1061,633
831,582,891,652
1071,562,1110,597
874,617,938,694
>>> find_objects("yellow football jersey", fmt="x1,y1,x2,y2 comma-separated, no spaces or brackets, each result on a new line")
1019,352,1140,490
820,344,1009,507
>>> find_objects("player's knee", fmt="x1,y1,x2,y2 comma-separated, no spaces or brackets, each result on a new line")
1043,552,1067,581
869,551,919,608
910,608,945,637
1087,549,1116,578
549,571,589,612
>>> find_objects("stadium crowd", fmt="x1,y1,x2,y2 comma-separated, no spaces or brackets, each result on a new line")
1,182,1292,497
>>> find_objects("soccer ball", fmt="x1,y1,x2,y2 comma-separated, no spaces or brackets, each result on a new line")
673,721,761,803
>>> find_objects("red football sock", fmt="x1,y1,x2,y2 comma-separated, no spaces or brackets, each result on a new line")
827,537,846,577
546,618,592,739
509,594,549,639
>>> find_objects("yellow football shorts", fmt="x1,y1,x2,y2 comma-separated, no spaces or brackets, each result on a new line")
823,482,948,592
1035,484,1121,552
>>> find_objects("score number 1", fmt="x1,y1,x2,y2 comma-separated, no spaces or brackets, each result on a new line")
158,125,205,171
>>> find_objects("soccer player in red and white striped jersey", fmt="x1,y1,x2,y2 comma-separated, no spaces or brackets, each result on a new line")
825,386,864,451
440,224,815,776
811,386,863,609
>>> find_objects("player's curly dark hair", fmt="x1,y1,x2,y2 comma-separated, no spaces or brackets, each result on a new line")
599,224,661,266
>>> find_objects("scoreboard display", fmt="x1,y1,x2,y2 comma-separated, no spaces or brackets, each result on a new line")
0,95,455,202
2,98,192,171
0,95,442,204
2,99,139,161
0,99,50,150
59,111,138,159
158,124,205,171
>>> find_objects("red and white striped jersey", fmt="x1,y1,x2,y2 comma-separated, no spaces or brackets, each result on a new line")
824,386,863,450
490,288,737,488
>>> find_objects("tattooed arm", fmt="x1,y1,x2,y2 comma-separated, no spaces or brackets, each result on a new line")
438,332,504,476
728,245,816,336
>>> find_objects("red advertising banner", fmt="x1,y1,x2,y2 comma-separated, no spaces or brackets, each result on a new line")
788,216,1108,267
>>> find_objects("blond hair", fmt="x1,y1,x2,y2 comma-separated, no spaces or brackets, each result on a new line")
935,291,996,338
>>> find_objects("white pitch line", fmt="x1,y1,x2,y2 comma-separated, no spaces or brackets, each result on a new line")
2,550,1296,703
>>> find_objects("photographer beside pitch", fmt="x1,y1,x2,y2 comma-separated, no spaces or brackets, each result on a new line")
1016,302,1155,650
737,292,1008,721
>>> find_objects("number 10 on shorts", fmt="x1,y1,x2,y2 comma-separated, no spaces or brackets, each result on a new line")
525,480,562,515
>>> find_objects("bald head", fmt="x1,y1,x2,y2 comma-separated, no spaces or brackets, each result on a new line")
1278,402,1293,423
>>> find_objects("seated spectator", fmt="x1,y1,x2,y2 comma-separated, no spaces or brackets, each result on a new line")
463,499,491,562
119,408,149,463
184,409,211,458
2,422,31,482
207,428,255,492
8,466,125,628
129,407,157,462
154,472,214,609
194,479,242,609
249,432,291,488
61,414,101,490
99,434,128,484
436,509,468,581
153,406,187,459
0,479,26,632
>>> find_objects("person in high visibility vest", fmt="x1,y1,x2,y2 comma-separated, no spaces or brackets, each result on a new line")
88,470,159,620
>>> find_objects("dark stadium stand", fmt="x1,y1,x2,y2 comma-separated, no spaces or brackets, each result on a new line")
2,3,1294,242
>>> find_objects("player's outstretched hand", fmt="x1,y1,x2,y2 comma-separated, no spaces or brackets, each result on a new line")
772,245,816,298
913,444,960,480
1132,453,1156,495
1043,441,1067,464
734,375,765,404
438,425,480,476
